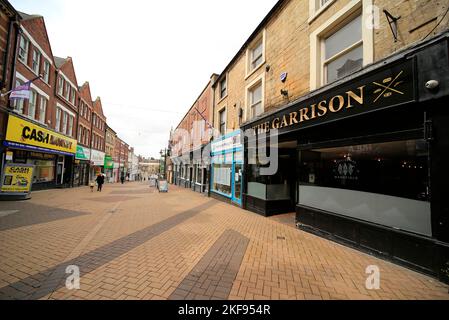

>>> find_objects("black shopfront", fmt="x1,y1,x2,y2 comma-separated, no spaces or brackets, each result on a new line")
242,34,449,281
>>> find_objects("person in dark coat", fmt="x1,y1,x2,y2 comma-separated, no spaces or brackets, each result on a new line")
120,172,125,184
96,173,105,192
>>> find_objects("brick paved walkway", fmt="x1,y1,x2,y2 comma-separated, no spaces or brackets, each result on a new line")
0,182,447,300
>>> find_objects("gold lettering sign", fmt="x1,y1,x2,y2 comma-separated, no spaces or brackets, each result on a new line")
251,86,366,133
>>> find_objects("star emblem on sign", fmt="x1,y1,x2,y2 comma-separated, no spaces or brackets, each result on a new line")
373,71,405,103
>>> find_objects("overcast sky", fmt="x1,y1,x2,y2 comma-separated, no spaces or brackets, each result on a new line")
11,0,279,158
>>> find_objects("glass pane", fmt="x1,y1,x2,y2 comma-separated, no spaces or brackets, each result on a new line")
325,15,362,60
234,164,242,201
251,101,262,118
251,84,262,104
326,44,363,83
298,139,429,201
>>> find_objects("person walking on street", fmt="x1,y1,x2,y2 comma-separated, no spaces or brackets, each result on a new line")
96,173,105,192
120,172,125,184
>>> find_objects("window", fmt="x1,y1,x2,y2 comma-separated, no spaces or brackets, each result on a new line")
249,82,263,119
323,14,363,84
12,80,24,114
43,60,50,83
18,35,29,64
32,49,41,74
219,77,227,99
317,0,332,9
219,108,226,136
39,97,47,123
55,108,61,132
249,38,264,73
64,82,70,100
58,77,63,95
62,112,68,134
78,126,82,143
298,139,431,236
70,88,76,105
68,115,74,136
28,90,37,119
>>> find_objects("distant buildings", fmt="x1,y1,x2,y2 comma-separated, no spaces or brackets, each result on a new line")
0,0,134,189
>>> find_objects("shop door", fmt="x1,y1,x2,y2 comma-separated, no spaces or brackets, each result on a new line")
232,162,243,205
56,156,64,185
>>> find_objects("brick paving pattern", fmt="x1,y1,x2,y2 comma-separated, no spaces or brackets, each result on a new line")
169,229,249,300
0,182,447,300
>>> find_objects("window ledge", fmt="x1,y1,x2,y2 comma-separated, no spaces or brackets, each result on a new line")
217,94,228,104
308,0,337,24
245,59,265,80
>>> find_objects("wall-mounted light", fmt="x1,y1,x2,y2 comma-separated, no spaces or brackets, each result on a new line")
280,89,288,96
383,9,401,42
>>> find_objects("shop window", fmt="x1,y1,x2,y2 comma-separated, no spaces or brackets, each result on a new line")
28,90,37,119
27,159,55,183
196,166,202,184
298,139,431,236
323,14,363,84
32,49,41,74
212,155,232,196
18,35,29,64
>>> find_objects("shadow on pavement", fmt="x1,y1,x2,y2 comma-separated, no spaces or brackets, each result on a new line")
0,200,216,300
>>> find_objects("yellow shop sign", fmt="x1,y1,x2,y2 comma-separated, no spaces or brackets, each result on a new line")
5,115,77,154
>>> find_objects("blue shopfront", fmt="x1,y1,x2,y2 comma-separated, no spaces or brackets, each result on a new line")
210,130,243,206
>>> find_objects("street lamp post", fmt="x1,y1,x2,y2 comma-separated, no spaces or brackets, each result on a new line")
159,149,167,179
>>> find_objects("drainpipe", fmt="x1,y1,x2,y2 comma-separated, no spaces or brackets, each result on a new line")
6,19,20,110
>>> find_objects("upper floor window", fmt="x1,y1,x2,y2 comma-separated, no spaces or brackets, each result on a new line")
57,76,63,95
64,82,70,100
317,0,332,9
55,108,61,132
32,49,41,74
12,80,24,114
68,115,74,137
249,81,263,119
43,60,50,83
39,96,47,123
219,77,227,99
323,14,363,84
28,90,37,119
70,88,76,105
62,112,68,134
18,35,29,64
219,108,226,136
248,37,264,74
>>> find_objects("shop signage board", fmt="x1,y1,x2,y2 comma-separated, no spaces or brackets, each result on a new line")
104,156,114,169
211,130,242,154
247,59,416,136
76,145,91,160
4,114,77,155
91,150,105,166
0,163,34,197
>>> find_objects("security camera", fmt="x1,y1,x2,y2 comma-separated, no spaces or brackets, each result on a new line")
425,80,439,90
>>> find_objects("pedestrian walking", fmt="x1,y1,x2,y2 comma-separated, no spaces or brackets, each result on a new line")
120,172,125,184
96,173,105,192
